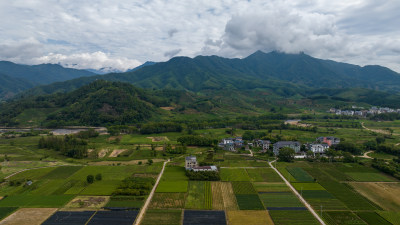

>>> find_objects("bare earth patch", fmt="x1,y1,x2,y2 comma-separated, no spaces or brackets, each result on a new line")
350,182,400,211
0,208,57,225
146,136,169,142
107,136,122,141
64,196,110,209
227,210,274,225
109,149,127,157
98,149,109,158
160,107,175,111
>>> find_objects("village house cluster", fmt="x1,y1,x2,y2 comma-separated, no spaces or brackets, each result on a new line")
185,156,218,171
218,136,340,156
329,106,400,117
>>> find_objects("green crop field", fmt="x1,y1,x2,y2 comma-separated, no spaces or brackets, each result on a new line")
80,180,120,195
40,166,83,179
253,182,290,192
0,207,18,220
377,211,400,225
235,194,264,210
232,182,257,194
246,168,282,182
345,172,395,182
322,211,367,225
156,181,188,193
292,183,325,191
301,190,335,199
305,168,378,210
306,198,347,210
9,167,57,180
142,209,182,225
286,167,314,182
185,181,205,209
204,181,212,209
0,195,74,208
356,212,392,225
161,166,188,181
220,168,250,181
105,196,144,208
150,193,185,209
269,210,320,225
259,192,303,208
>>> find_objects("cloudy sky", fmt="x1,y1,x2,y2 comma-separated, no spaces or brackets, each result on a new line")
0,0,399,72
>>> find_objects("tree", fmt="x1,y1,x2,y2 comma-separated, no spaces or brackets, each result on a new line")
343,152,355,163
278,147,295,162
147,159,153,165
95,173,102,181
376,136,385,145
87,175,94,184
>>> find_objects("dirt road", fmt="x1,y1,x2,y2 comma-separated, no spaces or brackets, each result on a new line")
269,160,326,225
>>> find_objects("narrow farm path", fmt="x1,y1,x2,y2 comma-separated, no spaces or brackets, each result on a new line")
361,150,374,159
134,159,169,225
269,160,326,225
361,122,391,135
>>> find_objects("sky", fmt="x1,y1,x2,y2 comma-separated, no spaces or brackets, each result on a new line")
0,0,399,72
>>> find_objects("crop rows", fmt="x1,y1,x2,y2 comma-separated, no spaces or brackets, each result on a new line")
204,181,212,209
232,182,257,194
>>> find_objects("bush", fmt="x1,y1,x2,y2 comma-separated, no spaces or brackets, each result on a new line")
95,173,102,181
87,175,94,184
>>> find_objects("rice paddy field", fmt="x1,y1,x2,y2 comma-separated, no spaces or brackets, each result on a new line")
1,126,400,225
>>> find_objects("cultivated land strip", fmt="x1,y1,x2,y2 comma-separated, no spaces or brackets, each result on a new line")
134,159,169,225
4,164,82,179
269,160,326,225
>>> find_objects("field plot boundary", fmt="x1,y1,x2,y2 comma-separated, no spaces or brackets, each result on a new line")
269,160,326,225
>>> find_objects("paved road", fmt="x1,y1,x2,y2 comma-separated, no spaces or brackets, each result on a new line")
134,159,169,225
269,160,326,225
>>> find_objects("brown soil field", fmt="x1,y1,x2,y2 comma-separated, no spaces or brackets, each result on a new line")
211,182,224,210
160,107,175,111
221,182,238,210
146,136,170,142
149,193,186,209
227,210,274,225
350,182,400,211
109,149,127,157
0,208,57,225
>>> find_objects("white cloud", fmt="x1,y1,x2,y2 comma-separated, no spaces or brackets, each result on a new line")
0,0,399,72
33,52,141,71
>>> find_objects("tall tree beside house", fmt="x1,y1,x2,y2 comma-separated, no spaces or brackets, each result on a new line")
278,147,295,162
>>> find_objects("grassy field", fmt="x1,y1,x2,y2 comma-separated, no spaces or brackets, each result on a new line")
185,181,205,209
156,181,188,193
246,168,282,182
105,196,144,208
377,211,400,225
345,172,395,182
253,182,290,192
232,182,257,194
305,167,378,210
0,207,18,221
227,210,274,225
286,167,314,182
160,166,188,181
150,193,185,209
356,212,392,225
220,168,250,181
204,181,212,209
235,194,264,210
40,166,83,179
259,192,304,208
141,209,182,225
350,182,400,211
322,211,367,225
269,210,320,225
0,195,74,207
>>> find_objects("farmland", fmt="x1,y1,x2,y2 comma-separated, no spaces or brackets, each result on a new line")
0,123,400,225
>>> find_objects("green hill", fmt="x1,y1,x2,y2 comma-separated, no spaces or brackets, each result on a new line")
0,73,35,99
